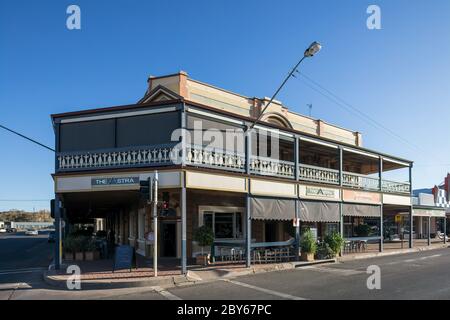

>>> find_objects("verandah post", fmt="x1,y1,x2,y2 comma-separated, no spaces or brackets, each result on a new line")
245,129,251,267
409,164,413,249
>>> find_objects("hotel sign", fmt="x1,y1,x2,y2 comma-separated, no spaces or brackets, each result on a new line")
299,185,340,201
91,176,139,187
343,189,381,204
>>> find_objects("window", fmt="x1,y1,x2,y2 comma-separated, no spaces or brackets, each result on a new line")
200,208,243,239
138,210,145,239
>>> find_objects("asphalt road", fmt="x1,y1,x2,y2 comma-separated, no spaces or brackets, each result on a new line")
1,232,450,300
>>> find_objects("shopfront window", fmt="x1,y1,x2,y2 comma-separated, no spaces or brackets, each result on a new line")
201,210,243,239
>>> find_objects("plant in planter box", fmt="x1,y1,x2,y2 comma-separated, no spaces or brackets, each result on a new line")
84,238,97,261
63,236,75,261
324,232,344,258
73,236,88,261
300,229,317,262
316,242,334,260
193,225,214,266
355,224,371,237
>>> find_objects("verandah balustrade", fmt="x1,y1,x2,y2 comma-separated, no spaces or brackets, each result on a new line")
56,143,410,194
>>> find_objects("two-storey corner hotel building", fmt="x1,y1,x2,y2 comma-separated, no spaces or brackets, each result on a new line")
51,71,415,271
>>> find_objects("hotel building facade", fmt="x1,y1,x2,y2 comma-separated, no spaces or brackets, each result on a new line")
51,71,414,271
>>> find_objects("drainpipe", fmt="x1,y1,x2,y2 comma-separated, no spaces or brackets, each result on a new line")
428,216,431,246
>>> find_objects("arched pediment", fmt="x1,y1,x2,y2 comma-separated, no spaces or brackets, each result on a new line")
260,112,293,129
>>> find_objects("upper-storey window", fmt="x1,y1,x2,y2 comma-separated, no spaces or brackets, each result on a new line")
116,112,180,148
60,119,115,152
186,115,245,154
59,111,180,152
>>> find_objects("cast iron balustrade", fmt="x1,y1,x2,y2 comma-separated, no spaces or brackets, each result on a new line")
185,144,246,172
299,164,340,184
342,172,380,191
298,164,410,194
56,143,178,171
382,179,410,194
250,156,295,179
56,143,411,195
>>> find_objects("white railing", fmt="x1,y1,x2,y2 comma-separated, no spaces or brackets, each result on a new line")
250,156,295,178
343,172,380,191
299,164,340,184
186,144,246,171
382,180,410,194
57,144,177,171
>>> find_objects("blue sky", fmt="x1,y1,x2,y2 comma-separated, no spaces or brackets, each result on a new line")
1,0,449,211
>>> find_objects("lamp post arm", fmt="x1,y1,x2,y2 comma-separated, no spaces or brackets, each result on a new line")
247,55,306,132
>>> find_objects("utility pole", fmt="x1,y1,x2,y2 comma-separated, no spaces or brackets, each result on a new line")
307,104,312,117
153,171,159,277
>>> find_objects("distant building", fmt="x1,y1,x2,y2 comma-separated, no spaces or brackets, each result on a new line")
10,221,54,230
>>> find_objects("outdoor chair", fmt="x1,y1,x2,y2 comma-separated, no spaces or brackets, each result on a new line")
437,231,449,241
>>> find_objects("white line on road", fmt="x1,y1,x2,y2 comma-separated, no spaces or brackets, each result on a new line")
0,283,31,290
222,279,306,300
152,286,182,300
387,254,443,265
302,266,364,276
0,267,45,276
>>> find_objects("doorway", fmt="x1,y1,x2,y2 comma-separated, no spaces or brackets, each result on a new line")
265,222,277,242
161,222,177,257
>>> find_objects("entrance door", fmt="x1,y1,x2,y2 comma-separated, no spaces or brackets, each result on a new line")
161,222,176,257
265,222,277,242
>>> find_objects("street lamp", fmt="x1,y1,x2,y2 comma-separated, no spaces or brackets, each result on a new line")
248,41,322,131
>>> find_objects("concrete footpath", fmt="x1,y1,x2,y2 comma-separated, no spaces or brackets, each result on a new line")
43,259,335,290
44,244,448,290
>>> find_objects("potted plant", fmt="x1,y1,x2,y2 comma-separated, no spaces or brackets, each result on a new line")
84,238,97,261
300,229,317,261
324,232,344,258
316,242,333,260
74,236,86,261
355,224,371,237
193,225,214,266
63,236,75,261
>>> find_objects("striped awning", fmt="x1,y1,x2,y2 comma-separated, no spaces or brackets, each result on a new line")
299,201,340,223
413,208,446,218
250,197,296,221
343,203,381,218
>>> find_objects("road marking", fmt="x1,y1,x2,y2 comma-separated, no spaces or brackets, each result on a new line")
302,266,364,276
0,283,31,290
387,254,443,265
0,267,45,276
222,279,306,300
152,286,182,300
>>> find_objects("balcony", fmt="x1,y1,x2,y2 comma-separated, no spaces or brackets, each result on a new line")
56,143,411,195
56,143,177,172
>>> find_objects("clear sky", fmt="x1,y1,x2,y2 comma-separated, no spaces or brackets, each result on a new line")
1,0,449,211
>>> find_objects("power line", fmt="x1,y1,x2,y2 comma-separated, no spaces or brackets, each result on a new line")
293,72,421,151
0,124,55,152
0,200,51,202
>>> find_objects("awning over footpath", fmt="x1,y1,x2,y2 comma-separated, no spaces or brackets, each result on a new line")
413,206,446,218
250,197,296,221
299,201,340,222
343,203,380,218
